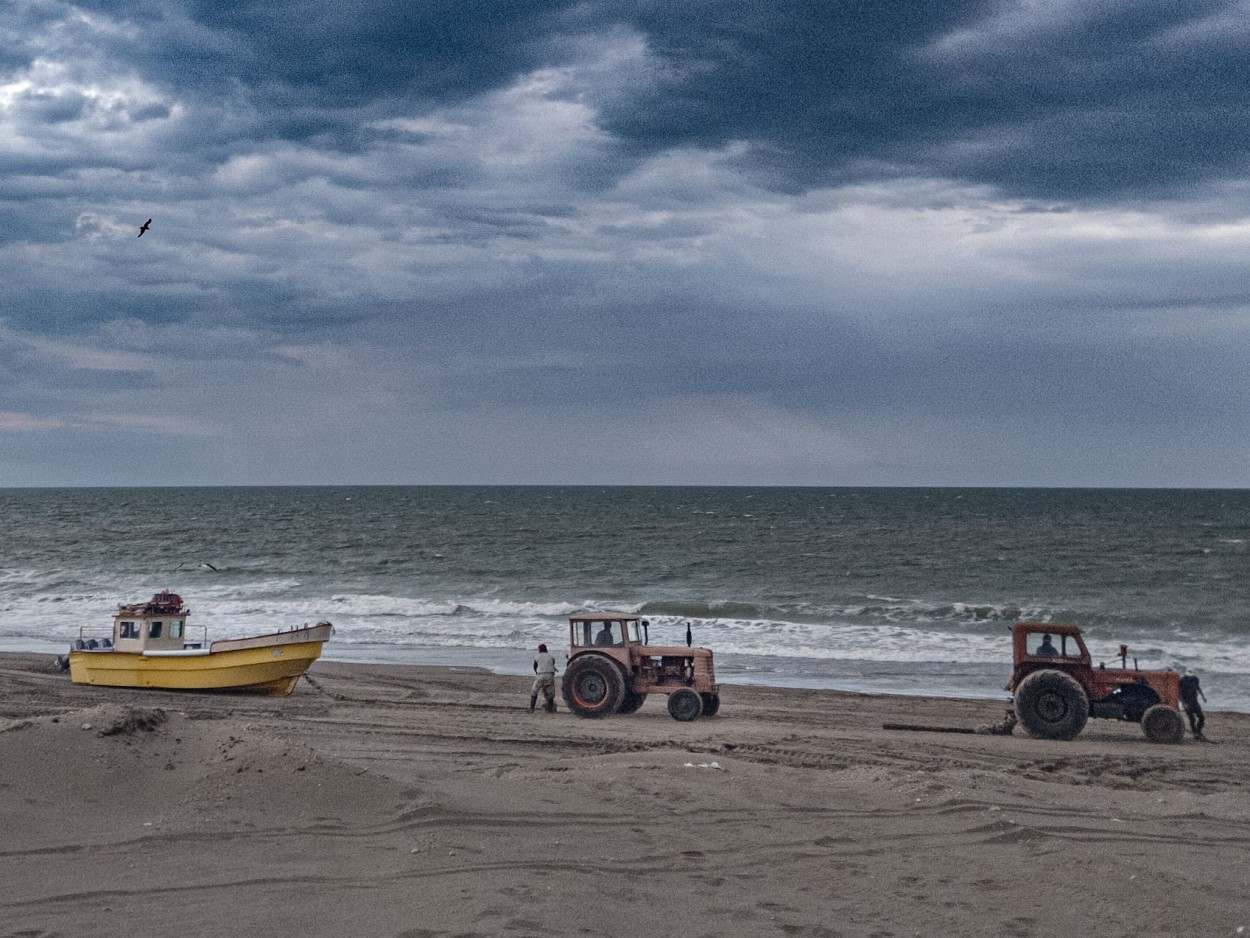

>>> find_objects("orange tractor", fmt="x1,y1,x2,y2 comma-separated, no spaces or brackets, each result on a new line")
1007,622,1185,743
561,613,720,721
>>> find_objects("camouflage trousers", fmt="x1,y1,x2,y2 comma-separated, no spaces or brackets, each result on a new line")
531,673,555,703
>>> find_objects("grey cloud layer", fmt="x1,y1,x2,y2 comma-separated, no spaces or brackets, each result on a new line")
2,0,1249,485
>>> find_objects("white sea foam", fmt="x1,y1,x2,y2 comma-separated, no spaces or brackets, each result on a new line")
9,587,1249,676
7,589,1249,709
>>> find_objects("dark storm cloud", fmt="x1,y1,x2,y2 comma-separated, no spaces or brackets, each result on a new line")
580,0,1250,201
10,2,1250,201
34,0,584,161
14,0,1245,200
69,0,1239,203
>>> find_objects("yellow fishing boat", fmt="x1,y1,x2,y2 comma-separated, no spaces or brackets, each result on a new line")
64,590,332,696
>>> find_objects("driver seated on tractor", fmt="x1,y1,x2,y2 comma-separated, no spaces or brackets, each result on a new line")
1036,633,1059,657
594,622,616,646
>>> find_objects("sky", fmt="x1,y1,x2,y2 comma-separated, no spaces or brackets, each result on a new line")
2,0,1250,487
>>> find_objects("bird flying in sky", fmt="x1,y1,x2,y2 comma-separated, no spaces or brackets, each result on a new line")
138,219,152,237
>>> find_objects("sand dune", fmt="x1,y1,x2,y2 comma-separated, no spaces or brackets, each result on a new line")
1,652,1247,938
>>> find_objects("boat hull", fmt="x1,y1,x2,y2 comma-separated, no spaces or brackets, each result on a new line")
68,624,331,696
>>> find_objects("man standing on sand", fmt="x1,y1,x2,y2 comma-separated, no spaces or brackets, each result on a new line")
530,643,558,713
1179,673,1207,740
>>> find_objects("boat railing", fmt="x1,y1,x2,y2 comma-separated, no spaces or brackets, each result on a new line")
73,626,114,651
182,625,210,650
71,624,213,652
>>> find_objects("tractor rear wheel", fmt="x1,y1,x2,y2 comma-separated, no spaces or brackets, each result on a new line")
617,689,646,715
1141,704,1185,744
1014,669,1089,740
699,692,721,717
562,656,625,718
668,688,703,721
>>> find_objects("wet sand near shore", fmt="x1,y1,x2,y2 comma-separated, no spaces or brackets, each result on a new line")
1,652,1247,938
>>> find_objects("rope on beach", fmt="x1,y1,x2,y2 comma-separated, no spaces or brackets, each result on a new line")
882,722,979,735
301,673,345,701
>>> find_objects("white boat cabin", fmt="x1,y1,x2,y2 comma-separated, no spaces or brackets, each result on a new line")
109,590,195,653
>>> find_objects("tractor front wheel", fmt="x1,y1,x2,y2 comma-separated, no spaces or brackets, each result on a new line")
1141,704,1185,744
562,656,625,718
1014,669,1089,740
699,692,721,717
668,688,703,722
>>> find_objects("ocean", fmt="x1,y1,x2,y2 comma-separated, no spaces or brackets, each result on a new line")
1,486,1247,711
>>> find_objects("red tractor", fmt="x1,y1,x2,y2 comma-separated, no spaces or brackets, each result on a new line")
561,613,720,721
1007,622,1185,743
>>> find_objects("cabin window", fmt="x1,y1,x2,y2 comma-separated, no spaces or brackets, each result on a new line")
149,621,163,639
572,620,638,647
119,621,138,639
171,620,183,639
1026,632,1081,659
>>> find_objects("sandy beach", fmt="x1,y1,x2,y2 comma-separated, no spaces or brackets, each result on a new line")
1,652,1247,938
